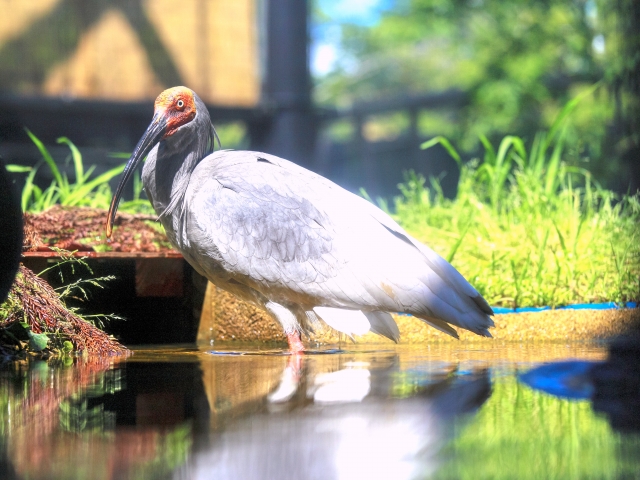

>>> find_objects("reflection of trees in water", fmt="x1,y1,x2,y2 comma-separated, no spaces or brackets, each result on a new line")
58,367,123,433
1,357,115,437
439,372,640,479
195,347,640,479
0,357,116,477
0,357,193,480
11,347,630,479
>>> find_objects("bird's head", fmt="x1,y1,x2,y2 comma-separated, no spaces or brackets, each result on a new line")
153,86,198,137
106,86,201,237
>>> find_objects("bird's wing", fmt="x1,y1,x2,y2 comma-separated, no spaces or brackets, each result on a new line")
185,150,493,336
184,151,346,303
347,189,494,316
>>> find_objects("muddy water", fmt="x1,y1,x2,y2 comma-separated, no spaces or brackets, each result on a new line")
1,342,638,479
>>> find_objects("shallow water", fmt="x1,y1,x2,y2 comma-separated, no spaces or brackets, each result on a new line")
1,342,638,479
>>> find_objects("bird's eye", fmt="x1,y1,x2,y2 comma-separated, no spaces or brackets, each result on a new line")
176,99,185,109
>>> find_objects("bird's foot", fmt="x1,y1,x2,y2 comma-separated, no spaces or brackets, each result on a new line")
286,331,306,354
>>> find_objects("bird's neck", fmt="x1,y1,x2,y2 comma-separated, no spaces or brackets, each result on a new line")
142,120,216,246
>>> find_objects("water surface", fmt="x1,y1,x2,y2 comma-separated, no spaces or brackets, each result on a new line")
1,342,638,479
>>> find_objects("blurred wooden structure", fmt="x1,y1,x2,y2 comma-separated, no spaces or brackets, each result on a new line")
0,0,259,105
0,0,324,177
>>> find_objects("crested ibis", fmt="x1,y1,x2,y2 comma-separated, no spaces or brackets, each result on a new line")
106,87,494,352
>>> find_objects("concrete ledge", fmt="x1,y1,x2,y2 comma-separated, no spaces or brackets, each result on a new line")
197,283,639,346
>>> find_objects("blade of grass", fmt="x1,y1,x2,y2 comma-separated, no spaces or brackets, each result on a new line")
421,136,461,165
6,165,32,173
57,137,84,186
21,165,39,212
446,220,471,263
359,187,373,203
63,164,125,206
25,129,66,196
478,134,496,165
546,82,601,148
544,131,565,196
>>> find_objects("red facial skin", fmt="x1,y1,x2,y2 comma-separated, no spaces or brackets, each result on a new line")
154,87,197,137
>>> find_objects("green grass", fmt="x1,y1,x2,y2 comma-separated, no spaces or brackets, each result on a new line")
10,123,248,215
392,86,640,308
9,130,153,215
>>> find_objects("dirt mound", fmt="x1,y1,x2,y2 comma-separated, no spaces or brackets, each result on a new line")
23,205,176,253
1,265,128,357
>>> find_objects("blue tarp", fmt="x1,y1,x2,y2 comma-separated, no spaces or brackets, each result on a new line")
492,302,638,314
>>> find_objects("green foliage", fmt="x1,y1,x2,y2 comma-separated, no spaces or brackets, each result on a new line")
214,122,249,149
10,124,244,215
392,95,640,307
127,423,193,480
59,368,123,433
47,253,123,331
15,130,153,214
27,330,49,352
0,359,191,478
315,0,632,186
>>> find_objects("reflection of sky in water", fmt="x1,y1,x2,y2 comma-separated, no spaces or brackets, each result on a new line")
1,344,639,480
332,415,427,480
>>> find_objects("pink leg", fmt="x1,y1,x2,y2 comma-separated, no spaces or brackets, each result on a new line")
286,331,305,353
286,351,304,377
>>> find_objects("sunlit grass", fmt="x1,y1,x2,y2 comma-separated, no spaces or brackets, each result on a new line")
394,166,639,308
392,86,640,307
8,130,153,215
10,125,248,215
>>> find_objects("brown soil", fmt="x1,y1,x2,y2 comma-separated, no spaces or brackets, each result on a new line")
23,205,176,253
198,283,640,345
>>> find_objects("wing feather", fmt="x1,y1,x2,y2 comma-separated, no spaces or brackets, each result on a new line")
364,311,400,343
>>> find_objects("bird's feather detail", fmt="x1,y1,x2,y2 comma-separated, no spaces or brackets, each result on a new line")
364,311,400,343
181,150,494,341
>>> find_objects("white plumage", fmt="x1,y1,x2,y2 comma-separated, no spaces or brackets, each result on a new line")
107,87,494,351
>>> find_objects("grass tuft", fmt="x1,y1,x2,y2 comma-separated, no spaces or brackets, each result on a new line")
393,88,639,308
11,130,153,215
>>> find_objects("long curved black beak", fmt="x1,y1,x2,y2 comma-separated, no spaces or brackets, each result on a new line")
106,113,167,238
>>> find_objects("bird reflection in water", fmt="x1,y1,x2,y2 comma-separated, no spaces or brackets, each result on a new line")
185,352,491,480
